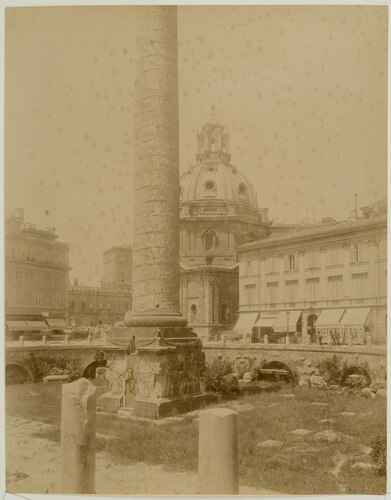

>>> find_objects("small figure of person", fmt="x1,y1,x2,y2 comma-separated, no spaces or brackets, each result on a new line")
331,328,340,346
317,329,323,346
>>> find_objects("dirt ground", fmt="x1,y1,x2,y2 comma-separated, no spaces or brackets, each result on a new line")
6,416,278,495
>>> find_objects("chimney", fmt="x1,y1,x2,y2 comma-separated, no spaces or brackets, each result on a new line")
14,207,24,221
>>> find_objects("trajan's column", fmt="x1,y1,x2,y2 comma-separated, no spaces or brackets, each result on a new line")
123,6,205,419
125,5,186,331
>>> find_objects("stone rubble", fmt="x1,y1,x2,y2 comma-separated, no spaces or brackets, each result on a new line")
351,462,376,470
289,428,313,437
257,439,284,449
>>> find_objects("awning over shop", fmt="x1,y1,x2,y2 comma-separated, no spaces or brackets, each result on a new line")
340,308,370,326
254,317,276,328
6,320,28,331
233,312,259,332
315,309,345,327
273,310,302,333
26,321,48,329
46,319,67,329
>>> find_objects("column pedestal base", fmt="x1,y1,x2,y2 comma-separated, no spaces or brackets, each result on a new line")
133,393,216,419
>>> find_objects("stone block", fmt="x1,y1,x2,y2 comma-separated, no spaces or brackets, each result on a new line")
376,389,387,399
309,375,327,388
361,387,373,398
98,392,123,413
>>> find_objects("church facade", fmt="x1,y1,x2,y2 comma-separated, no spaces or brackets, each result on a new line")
179,121,271,339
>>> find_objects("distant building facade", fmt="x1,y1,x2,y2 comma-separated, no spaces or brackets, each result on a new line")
236,202,387,344
5,208,71,326
101,245,132,290
179,121,271,339
69,283,132,327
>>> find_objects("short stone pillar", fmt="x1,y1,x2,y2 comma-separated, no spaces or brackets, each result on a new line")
88,334,92,345
285,335,290,345
42,335,47,345
60,378,97,493
264,334,268,344
366,335,372,347
18,335,24,346
347,332,353,346
198,408,239,494
64,335,69,345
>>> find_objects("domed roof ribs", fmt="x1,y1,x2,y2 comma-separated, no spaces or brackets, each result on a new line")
180,120,269,225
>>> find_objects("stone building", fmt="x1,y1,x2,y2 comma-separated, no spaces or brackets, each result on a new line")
179,121,271,339
5,208,70,330
69,283,132,327
236,201,387,344
101,245,132,290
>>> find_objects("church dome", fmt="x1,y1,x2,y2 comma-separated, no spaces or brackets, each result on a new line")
180,162,258,207
180,122,258,209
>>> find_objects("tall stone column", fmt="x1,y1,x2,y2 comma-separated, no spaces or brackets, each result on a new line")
125,5,185,330
121,6,205,419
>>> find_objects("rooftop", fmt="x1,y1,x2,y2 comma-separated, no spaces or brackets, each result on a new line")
238,212,387,251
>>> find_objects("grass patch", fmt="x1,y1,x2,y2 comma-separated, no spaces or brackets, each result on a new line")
6,382,386,495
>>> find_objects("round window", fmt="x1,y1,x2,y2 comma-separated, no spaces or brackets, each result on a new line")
205,180,216,191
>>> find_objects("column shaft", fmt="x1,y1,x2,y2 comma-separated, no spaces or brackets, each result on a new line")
132,6,180,314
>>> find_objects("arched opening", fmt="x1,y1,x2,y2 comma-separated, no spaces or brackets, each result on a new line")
238,183,249,201
190,304,197,322
203,229,218,252
341,366,371,387
82,351,107,379
258,361,295,382
6,364,34,385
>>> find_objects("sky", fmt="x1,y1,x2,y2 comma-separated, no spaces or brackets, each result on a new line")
5,5,388,286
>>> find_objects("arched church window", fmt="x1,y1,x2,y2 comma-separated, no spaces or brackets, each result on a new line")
238,183,248,199
203,229,218,252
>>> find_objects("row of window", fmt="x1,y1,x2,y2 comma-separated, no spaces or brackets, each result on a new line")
70,301,131,312
10,290,64,307
243,243,375,276
7,243,67,265
244,272,369,305
12,270,66,290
